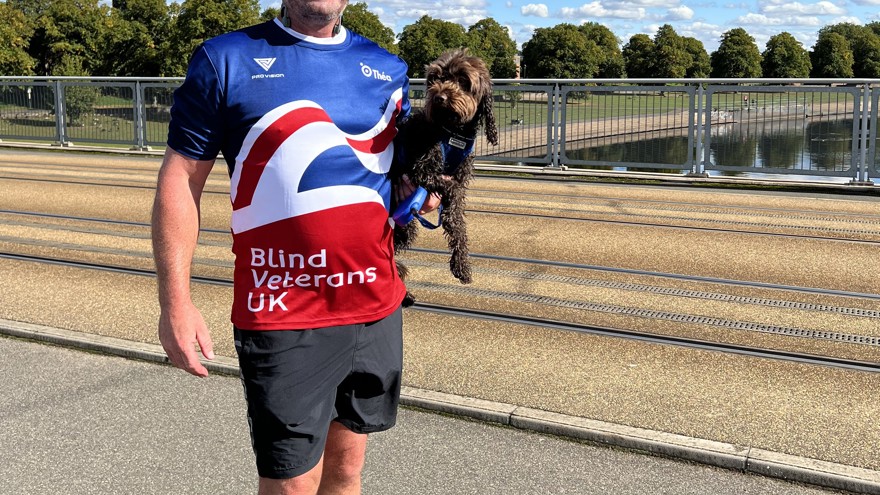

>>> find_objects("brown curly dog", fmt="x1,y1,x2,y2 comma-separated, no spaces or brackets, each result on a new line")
391,48,499,306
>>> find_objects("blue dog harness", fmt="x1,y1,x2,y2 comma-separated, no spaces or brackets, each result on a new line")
439,128,476,175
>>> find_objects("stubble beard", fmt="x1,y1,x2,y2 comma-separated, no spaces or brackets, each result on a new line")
284,0,345,27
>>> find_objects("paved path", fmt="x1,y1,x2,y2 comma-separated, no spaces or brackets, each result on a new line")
2,149,880,494
1,335,844,495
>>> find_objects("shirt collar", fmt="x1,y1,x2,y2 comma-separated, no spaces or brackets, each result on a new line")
273,18,348,45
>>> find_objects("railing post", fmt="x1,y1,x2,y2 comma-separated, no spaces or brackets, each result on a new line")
869,86,879,183
692,83,705,176
550,83,561,168
548,83,568,170
859,83,871,184
685,83,710,177
849,83,874,185
701,86,714,174
133,81,149,151
52,80,67,147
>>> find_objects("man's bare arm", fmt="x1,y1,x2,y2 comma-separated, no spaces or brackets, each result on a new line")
151,148,216,377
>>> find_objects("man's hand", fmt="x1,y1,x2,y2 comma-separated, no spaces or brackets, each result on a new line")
158,302,214,377
396,174,442,214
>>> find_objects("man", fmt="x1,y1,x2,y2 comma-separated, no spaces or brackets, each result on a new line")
151,1,437,493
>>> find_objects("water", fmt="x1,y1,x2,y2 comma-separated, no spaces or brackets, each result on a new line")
565,117,871,183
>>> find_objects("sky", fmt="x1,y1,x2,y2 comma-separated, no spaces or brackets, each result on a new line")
257,0,880,53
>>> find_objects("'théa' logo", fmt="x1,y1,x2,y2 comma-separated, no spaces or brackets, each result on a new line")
254,58,276,71
360,62,391,82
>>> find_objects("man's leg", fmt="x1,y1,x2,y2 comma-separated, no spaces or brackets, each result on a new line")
256,422,366,495
258,460,323,495
235,326,359,494
318,422,368,495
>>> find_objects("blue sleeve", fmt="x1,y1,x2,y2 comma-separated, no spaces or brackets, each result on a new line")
398,62,412,123
167,45,225,160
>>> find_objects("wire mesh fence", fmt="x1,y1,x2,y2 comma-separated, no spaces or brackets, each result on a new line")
0,77,877,183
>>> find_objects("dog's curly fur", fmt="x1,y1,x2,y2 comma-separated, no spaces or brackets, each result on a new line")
390,48,498,306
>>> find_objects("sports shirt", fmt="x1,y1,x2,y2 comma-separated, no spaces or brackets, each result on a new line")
168,19,410,330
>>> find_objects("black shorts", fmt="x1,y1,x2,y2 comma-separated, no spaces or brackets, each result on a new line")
233,307,403,479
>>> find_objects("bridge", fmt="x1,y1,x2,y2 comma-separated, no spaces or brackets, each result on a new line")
0,148,878,493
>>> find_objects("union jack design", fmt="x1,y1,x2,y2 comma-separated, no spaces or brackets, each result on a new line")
230,88,403,234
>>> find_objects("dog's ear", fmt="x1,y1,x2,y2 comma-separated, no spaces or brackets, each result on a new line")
480,86,498,146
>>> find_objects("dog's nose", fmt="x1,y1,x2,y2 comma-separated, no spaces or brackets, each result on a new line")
433,94,447,105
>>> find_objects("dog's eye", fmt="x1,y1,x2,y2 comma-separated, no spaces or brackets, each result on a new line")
458,77,471,90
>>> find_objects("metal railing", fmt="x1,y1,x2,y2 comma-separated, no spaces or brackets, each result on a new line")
1,76,878,184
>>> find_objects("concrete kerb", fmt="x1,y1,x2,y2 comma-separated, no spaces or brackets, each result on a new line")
2,319,878,495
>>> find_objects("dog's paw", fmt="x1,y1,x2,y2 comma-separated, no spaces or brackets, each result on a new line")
402,291,416,308
452,265,472,284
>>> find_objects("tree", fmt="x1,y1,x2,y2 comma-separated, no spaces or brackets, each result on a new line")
710,27,762,78
579,22,624,78
818,23,880,78
6,0,52,19
855,34,880,78
467,18,517,78
343,3,396,54
163,0,261,76
261,7,280,22
23,0,110,76
397,16,468,77
99,0,170,76
811,31,854,78
761,32,811,78
0,3,36,75
622,33,654,78
682,36,710,78
653,24,690,78
23,51,99,125
521,23,601,79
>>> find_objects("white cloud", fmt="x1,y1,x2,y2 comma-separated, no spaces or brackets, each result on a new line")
688,21,722,31
677,21,724,50
851,0,880,4
665,5,694,20
735,12,821,25
513,23,539,49
559,1,646,20
391,2,487,25
394,8,429,18
790,31,815,49
761,1,845,15
521,3,549,17
605,0,680,7
379,0,488,13
829,15,864,24
643,23,662,35
736,13,783,25
678,21,722,38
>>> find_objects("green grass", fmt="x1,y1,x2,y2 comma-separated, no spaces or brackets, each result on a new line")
0,88,859,147
0,102,28,111
95,95,133,107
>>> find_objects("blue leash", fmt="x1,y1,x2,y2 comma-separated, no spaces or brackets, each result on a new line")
392,187,442,229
